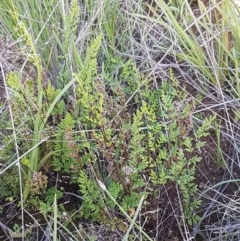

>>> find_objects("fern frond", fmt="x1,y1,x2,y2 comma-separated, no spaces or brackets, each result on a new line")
52,112,76,172
79,34,102,84
63,0,80,50
58,112,74,130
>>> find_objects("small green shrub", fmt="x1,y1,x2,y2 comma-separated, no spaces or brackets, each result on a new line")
76,65,215,227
